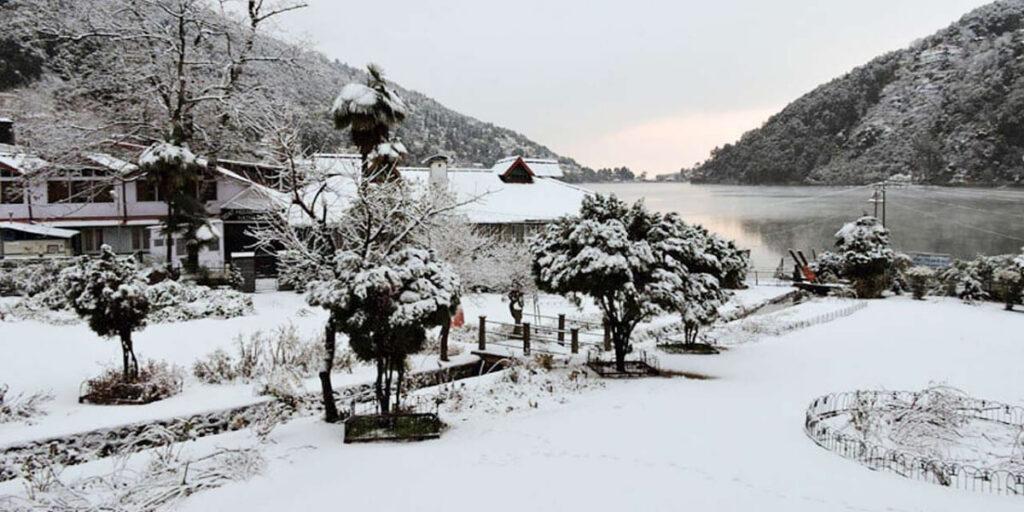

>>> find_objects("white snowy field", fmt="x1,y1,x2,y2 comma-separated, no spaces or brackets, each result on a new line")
164,296,1024,512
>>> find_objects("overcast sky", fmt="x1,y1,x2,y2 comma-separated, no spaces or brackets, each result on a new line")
276,0,991,175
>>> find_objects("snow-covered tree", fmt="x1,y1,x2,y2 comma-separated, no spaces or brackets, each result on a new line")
60,245,150,380
817,216,895,298
136,142,208,268
531,194,731,371
332,64,409,179
245,89,473,421
308,248,459,413
905,266,935,300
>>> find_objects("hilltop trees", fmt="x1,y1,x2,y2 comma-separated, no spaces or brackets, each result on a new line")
60,246,150,381
531,195,746,370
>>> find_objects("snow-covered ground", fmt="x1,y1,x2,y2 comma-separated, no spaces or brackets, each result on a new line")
159,296,1021,512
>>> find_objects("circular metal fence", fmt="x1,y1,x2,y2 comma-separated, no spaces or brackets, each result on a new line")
804,391,1024,496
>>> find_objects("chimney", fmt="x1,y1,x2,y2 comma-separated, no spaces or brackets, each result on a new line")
423,154,449,189
0,118,13,145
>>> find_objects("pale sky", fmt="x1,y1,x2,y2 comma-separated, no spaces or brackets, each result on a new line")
275,0,991,175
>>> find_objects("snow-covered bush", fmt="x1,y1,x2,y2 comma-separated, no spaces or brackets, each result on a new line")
192,324,355,385
60,245,150,381
2,427,264,511
81,360,184,405
905,266,936,300
0,259,75,298
816,216,895,298
0,385,53,424
994,268,1023,310
145,279,253,323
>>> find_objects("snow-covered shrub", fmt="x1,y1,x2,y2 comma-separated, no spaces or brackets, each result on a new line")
812,250,845,282
145,279,253,323
994,268,1023,310
0,385,53,424
0,260,75,298
192,324,354,385
828,216,895,298
905,266,936,300
889,252,913,295
81,360,183,405
60,246,150,380
2,428,264,511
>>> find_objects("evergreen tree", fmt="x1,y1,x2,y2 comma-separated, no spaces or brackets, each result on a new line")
60,245,150,381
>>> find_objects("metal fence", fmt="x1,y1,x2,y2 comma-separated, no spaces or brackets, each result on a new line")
804,391,1024,496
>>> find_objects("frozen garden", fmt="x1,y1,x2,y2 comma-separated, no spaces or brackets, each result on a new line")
1,5,1024,509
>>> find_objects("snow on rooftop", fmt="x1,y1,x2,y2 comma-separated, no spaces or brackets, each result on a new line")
0,221,79,238
295,159,590,226
491,156,564,178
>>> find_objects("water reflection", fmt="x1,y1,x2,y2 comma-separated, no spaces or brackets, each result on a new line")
585,183,1024,269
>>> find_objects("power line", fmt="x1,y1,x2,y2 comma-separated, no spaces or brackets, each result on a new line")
887,201,1024,243
898,187,1024,220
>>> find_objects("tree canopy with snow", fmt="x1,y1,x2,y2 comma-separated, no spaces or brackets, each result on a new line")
308,247,459,413
817,216,895,298
332,64,409,177
59,245,150,381
531,194,742,369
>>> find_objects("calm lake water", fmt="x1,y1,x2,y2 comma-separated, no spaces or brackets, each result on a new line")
584,183,1024,271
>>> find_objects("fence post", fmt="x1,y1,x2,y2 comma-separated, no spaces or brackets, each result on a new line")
603,321,612,352
478,316,486,351
557,314,566,343
571,328,579,354
523,322,531,356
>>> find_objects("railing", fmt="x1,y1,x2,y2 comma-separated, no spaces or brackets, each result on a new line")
475,316,608,356
752,301,867,337
804,391,1024,496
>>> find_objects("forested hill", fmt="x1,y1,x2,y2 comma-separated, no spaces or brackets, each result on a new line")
0,0,590,176
692,0,1024,186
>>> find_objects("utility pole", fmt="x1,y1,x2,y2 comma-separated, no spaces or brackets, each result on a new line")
868,182,888,228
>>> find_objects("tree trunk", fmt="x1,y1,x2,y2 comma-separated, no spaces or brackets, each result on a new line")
439,320,451,362
120,330,139,381
186,239,200,274
318,320,339,423
395,358,405,412
612,324,629,373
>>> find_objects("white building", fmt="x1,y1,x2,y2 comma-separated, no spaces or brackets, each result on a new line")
0,141,280,268
309,154,591,242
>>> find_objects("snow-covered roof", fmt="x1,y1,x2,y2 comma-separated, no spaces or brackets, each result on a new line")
294,157,590,225
491,157,564,178
0,222,79,238
404,169,589,223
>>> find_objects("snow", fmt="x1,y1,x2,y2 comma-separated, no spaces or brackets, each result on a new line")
0,221,78,239
137,142,197,168
4,286,1021,511
296,157,591,225
166,296,1024,512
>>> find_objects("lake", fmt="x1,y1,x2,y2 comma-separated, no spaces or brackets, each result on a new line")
584,183,1024,272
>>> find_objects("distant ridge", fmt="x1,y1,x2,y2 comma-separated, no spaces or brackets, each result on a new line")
692,0,1024,186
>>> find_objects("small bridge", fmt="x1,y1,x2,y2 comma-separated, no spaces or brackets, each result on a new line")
474,314,608,358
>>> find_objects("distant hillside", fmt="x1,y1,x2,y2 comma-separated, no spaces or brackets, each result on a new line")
0,0,590,176
692,0,1024,186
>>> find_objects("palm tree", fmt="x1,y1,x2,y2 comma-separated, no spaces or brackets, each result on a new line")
331,64,409,179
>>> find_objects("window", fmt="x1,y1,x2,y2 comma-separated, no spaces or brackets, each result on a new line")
47,180,71,203
81,228,104,253
131,227,150,251
0,181,24,204
46,244,61,254
46,180,113,203
198,178,217,202
137,178,160,202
